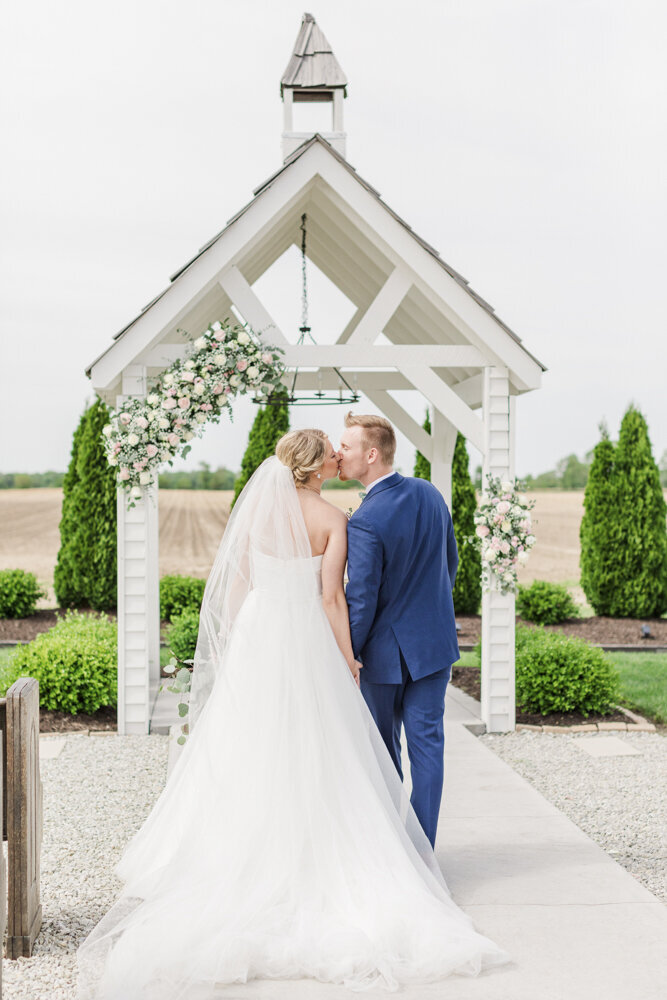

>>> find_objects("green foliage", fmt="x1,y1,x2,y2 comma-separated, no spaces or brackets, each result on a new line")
232,389,290,507
413,409,431,480
0,471,65,488
54,399,118,611
516,580,580,625
580,408,667,617
523,453,590,490
412,416,480,612
608,651,667,725
158,463,237,490
159,575,206,622
0,569,46,618
451,433,482,614
165,608,200,662
515,625,620,716
323,478,362,490
5,611,117,713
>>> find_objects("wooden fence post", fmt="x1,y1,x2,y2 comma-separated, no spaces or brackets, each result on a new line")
0,740,6,994
4,677,43,958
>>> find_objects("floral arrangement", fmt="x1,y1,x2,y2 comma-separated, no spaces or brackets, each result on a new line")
103,320,285,502
162,655,191,745
474,475,536,594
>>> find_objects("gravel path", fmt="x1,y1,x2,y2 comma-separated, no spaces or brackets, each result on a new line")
479,729,667,903
3,733,169,999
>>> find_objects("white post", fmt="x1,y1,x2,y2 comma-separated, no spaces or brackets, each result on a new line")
332,88,344,131
116,365,161,735
480,366,516,733
431,408,457,510
282,87,293,132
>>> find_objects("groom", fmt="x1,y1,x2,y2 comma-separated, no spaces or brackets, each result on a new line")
339,412,459,848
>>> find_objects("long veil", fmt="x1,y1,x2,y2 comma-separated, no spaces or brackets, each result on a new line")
187,455,311,731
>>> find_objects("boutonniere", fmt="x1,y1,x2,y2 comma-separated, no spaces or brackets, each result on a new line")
345,506,354,520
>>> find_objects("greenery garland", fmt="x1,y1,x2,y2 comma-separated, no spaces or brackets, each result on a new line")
104,320,285,501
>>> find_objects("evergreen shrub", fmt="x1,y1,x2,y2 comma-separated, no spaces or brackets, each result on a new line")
515,625,619,716
232,389,290,507
5,611,117,713
165,609,200,662
0,569,46,618
516,581,580,625
159,575,206,622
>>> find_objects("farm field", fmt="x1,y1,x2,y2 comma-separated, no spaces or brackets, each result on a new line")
0,487,598,604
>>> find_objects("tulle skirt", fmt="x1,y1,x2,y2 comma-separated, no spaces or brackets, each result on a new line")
76,586,509,997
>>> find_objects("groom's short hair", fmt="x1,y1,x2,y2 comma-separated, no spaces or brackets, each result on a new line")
344,413,396,465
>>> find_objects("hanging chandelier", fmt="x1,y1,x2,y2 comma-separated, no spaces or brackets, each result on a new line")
254,213,361,406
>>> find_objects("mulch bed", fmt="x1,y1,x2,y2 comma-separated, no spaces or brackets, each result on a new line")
40,706,117,733
455,614,667,648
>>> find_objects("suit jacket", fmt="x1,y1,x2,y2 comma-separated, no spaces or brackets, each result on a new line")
346,473,459,684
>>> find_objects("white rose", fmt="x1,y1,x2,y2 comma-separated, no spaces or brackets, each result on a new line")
163,373,174,386
503,571,514,582
103,424,113,437
518,551,530,563
247,366,259,380
195,413,207,423
139,471,151,485
184,360,195,370
160,450,171,461
501,480,513,493
180,370,195,382
486,549,498,562
158,417,170,429
183,431,194,441
501,519,511,533
130,486,142,499
194,336,207,350
236,330,251,345
108,455,118,466
127,433,140,446
511,505,522,516
518,494,528,505
194,383,206,395
229,374,240,387
526,534,536,546
147,394,159,405
212,353,227,366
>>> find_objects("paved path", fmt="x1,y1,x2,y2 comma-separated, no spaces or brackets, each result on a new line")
205,686,667,999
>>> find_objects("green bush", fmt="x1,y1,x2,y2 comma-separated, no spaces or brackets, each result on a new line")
165,608,201,662
5,611,117,713
516,580,580,625
160,575,206,622
0,569,46,618
515,625,620,716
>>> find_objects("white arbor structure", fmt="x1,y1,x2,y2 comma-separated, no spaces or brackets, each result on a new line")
87,14,544,736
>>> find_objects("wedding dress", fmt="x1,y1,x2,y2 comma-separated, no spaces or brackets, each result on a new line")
76,457,510,998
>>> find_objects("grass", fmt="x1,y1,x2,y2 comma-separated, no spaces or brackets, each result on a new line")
607,652,667,724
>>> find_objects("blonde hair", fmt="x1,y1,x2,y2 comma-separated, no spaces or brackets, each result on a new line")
275,429,328,485
344,412,396,465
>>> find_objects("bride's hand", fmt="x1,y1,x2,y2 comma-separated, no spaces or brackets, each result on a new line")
349,660,362,687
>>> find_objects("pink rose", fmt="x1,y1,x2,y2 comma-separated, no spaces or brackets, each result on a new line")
113,443,121,454
496,500,511,515
201,403,213,411
224,386,233,395
204,365,213,372
262,352,273,365
491,538,501,550
163,397,177,409
500,540,510,555
133,460,145,471
167,433,180,447
178,397,190,409
119,468,130,481
475,525,490,538
236,359,248,372
213,330,226,341
120,413,132,425
212,384,223,394
136,416,149,430
146,444,158,457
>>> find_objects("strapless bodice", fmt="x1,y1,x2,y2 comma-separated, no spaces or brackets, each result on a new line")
250,550,323,599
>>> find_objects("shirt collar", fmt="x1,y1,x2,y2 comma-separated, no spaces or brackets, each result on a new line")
364,471,396,496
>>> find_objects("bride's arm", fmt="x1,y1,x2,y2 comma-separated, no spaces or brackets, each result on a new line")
321,510,362,684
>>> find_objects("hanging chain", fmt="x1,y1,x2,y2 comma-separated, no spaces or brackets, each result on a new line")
299,213,312,340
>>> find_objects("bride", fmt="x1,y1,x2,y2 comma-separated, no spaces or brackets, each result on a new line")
76,428,510,998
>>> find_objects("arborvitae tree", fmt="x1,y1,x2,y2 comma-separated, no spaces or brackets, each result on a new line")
54,399,118,610
413,410,431,479
581,411,667,617
412,415,481,613
232,389,290,507
451,433,482,614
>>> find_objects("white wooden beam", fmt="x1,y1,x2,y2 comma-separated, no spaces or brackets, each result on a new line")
431,409,458,509
346,267,413,345
450,373,483,408
218,266,289,345
363,389,433,460
280,345,484,368
401,366,485,453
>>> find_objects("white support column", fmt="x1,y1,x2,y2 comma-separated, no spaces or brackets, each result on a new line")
116,365,161,735
480,366,516,733
430,409,458,510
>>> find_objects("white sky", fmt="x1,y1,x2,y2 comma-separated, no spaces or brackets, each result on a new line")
2,0,665,477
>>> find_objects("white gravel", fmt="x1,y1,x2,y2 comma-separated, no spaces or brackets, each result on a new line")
3,732,169,999
479,728,667,904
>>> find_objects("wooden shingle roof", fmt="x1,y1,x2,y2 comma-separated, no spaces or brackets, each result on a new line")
280,13,348,96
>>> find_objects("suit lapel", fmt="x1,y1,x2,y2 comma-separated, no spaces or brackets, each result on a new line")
362,473,403,502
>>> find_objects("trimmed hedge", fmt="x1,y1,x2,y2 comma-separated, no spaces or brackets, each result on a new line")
0,569,46,618
515,625,619,716
165,608,200,662
5,611,117,714
516,581,580,625
160,575,206,622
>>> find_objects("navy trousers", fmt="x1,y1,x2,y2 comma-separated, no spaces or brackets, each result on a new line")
361,652,449,848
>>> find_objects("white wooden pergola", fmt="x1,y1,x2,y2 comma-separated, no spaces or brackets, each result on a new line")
87,14,544,736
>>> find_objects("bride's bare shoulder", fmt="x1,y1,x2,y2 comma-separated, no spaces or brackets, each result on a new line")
319,495,348,526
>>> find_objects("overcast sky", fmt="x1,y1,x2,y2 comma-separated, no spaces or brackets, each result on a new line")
2,0,665,478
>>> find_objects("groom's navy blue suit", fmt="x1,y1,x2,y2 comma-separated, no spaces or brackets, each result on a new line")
346,473,459,847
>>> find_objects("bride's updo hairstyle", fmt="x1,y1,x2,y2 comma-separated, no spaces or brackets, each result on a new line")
276,429,327,485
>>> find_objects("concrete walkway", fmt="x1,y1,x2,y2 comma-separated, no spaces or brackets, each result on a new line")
206,685,667,1000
